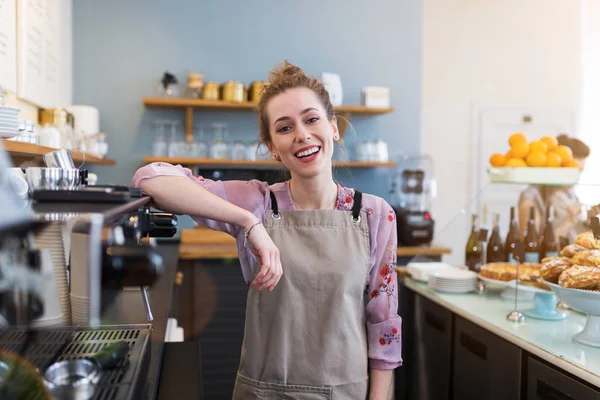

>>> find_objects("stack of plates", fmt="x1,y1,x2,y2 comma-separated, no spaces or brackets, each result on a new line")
0,106,20,139
428,268,478,293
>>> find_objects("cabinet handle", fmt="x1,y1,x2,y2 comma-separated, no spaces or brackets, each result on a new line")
424,311,445,333
459,332,487,360
536,380,573,400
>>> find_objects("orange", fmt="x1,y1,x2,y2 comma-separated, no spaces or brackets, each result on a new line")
505,158,528,167
511,141,530,159
555,145,573,166
530,140,548,153
546,152,562,167
509,133,528,146
541,136,559,151
526,151,547,167
565,159,582,169
505,150,513,159
489,153,507,167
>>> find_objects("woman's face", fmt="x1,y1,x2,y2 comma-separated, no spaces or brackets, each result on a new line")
266,87,338,178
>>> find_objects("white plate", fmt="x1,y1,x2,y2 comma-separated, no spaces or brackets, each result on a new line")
430,269,478,280
507,280,551,293
407,262,456,282
478,275,511,289
0,132,18,139
487,167,581,186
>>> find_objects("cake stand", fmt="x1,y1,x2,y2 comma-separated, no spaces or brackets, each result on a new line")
507,281,566,321
545,280,600,347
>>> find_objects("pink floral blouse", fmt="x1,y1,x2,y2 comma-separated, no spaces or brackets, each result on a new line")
132,162,403,369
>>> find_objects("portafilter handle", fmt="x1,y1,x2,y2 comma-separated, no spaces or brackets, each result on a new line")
140,286,153,322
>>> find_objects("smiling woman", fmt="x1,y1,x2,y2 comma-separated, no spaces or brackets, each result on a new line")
132,61,401,400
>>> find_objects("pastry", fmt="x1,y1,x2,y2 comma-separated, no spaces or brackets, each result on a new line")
561,244,587,258
541,256,571,264
576,231,600,250
480,263,516,281
540,259,571,284
558,265,600,289
570,250,600,267
517,263,550,290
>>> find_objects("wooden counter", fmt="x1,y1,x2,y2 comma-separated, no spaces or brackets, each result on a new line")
178,228,452,260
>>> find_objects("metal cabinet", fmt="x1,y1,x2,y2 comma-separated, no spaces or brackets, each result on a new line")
526,357,600,400
452,316,522,400
408,294,453,400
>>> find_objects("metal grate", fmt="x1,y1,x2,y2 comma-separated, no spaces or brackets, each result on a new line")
0,325,151,400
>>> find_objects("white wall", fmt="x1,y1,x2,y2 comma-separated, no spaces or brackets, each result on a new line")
422,0,582,265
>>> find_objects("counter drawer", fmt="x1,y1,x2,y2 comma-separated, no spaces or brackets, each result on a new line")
526,357,600,400
453,316,521,400
409,294,453,400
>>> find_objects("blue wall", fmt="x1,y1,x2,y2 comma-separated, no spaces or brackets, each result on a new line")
73,0,421,226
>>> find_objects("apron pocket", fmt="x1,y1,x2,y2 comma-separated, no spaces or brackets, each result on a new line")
235,373,332,400
233,373,264,399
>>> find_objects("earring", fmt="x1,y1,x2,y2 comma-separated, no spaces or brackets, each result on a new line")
272,153,280,161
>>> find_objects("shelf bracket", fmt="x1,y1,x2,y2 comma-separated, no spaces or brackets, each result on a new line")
185,107,194,142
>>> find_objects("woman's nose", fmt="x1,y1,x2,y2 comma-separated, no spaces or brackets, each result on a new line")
295,123,311,142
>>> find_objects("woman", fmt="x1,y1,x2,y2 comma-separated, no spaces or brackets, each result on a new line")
518,135,600,241
132,62,401,399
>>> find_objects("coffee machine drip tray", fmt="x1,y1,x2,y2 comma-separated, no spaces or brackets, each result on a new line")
0,324,151,399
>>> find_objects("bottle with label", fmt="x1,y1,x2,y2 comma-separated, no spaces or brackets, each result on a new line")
524,206,540,263
505,206,521,263
465,214,484,272
539,205,559,260
486,213,506,262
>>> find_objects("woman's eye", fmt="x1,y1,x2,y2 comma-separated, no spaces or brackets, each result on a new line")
307,117,319,124
277,126,292,133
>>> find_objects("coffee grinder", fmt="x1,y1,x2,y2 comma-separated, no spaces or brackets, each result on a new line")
389,154,436,246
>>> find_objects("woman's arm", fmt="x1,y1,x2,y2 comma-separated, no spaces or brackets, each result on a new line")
139,175,258,232
366,198,402,398
369,369,393,400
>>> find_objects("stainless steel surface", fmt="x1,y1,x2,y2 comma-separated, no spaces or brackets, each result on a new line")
43,359,99,400
60,169,80,190
140,286,153,322
43,149,76,169
25,167,63,191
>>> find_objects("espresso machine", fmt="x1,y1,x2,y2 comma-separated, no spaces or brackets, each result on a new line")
389,154,436,246
0,141,178,399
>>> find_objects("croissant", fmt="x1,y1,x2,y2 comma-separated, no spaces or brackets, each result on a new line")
576,231,600,250
558,265,600,289
541,259,572,284
541,256,572,264
561,244,588,258
570,250,600,267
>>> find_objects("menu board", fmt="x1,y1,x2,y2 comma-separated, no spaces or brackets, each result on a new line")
17,0,62,108
0,0,17,93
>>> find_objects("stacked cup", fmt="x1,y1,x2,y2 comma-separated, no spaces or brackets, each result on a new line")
0,106,19,139
34,223,71,325
31,249,65,328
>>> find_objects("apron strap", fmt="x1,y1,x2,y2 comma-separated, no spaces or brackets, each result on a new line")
352,190,362,221
269,190,279,216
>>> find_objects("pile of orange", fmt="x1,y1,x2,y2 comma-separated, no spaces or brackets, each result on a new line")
489,133,581,168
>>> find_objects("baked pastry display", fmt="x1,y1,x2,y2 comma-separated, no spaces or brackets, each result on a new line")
517,263,550,290
575,231,600,250
541,256,571,264
540,258,571,284
558,265,600,289
480,263,516,281
570,250,600,267
561,244,587,258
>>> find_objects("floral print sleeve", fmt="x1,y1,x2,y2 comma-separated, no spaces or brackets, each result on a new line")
365,197,403,369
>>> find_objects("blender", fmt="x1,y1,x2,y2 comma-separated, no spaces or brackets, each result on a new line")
389,154,436,246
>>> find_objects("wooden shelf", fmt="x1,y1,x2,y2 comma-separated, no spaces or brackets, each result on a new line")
1,141,116,166
142,97,393,141
142,97,393,115
143,156,394,169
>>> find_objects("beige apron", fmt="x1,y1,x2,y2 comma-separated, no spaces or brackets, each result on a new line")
233,190,394,399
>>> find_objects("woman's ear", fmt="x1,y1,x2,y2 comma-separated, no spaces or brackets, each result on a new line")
331,116,340,141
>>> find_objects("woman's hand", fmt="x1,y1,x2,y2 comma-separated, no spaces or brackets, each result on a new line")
246,223,283,292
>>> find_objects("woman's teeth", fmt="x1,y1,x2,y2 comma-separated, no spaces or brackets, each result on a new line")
295,147,320,158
